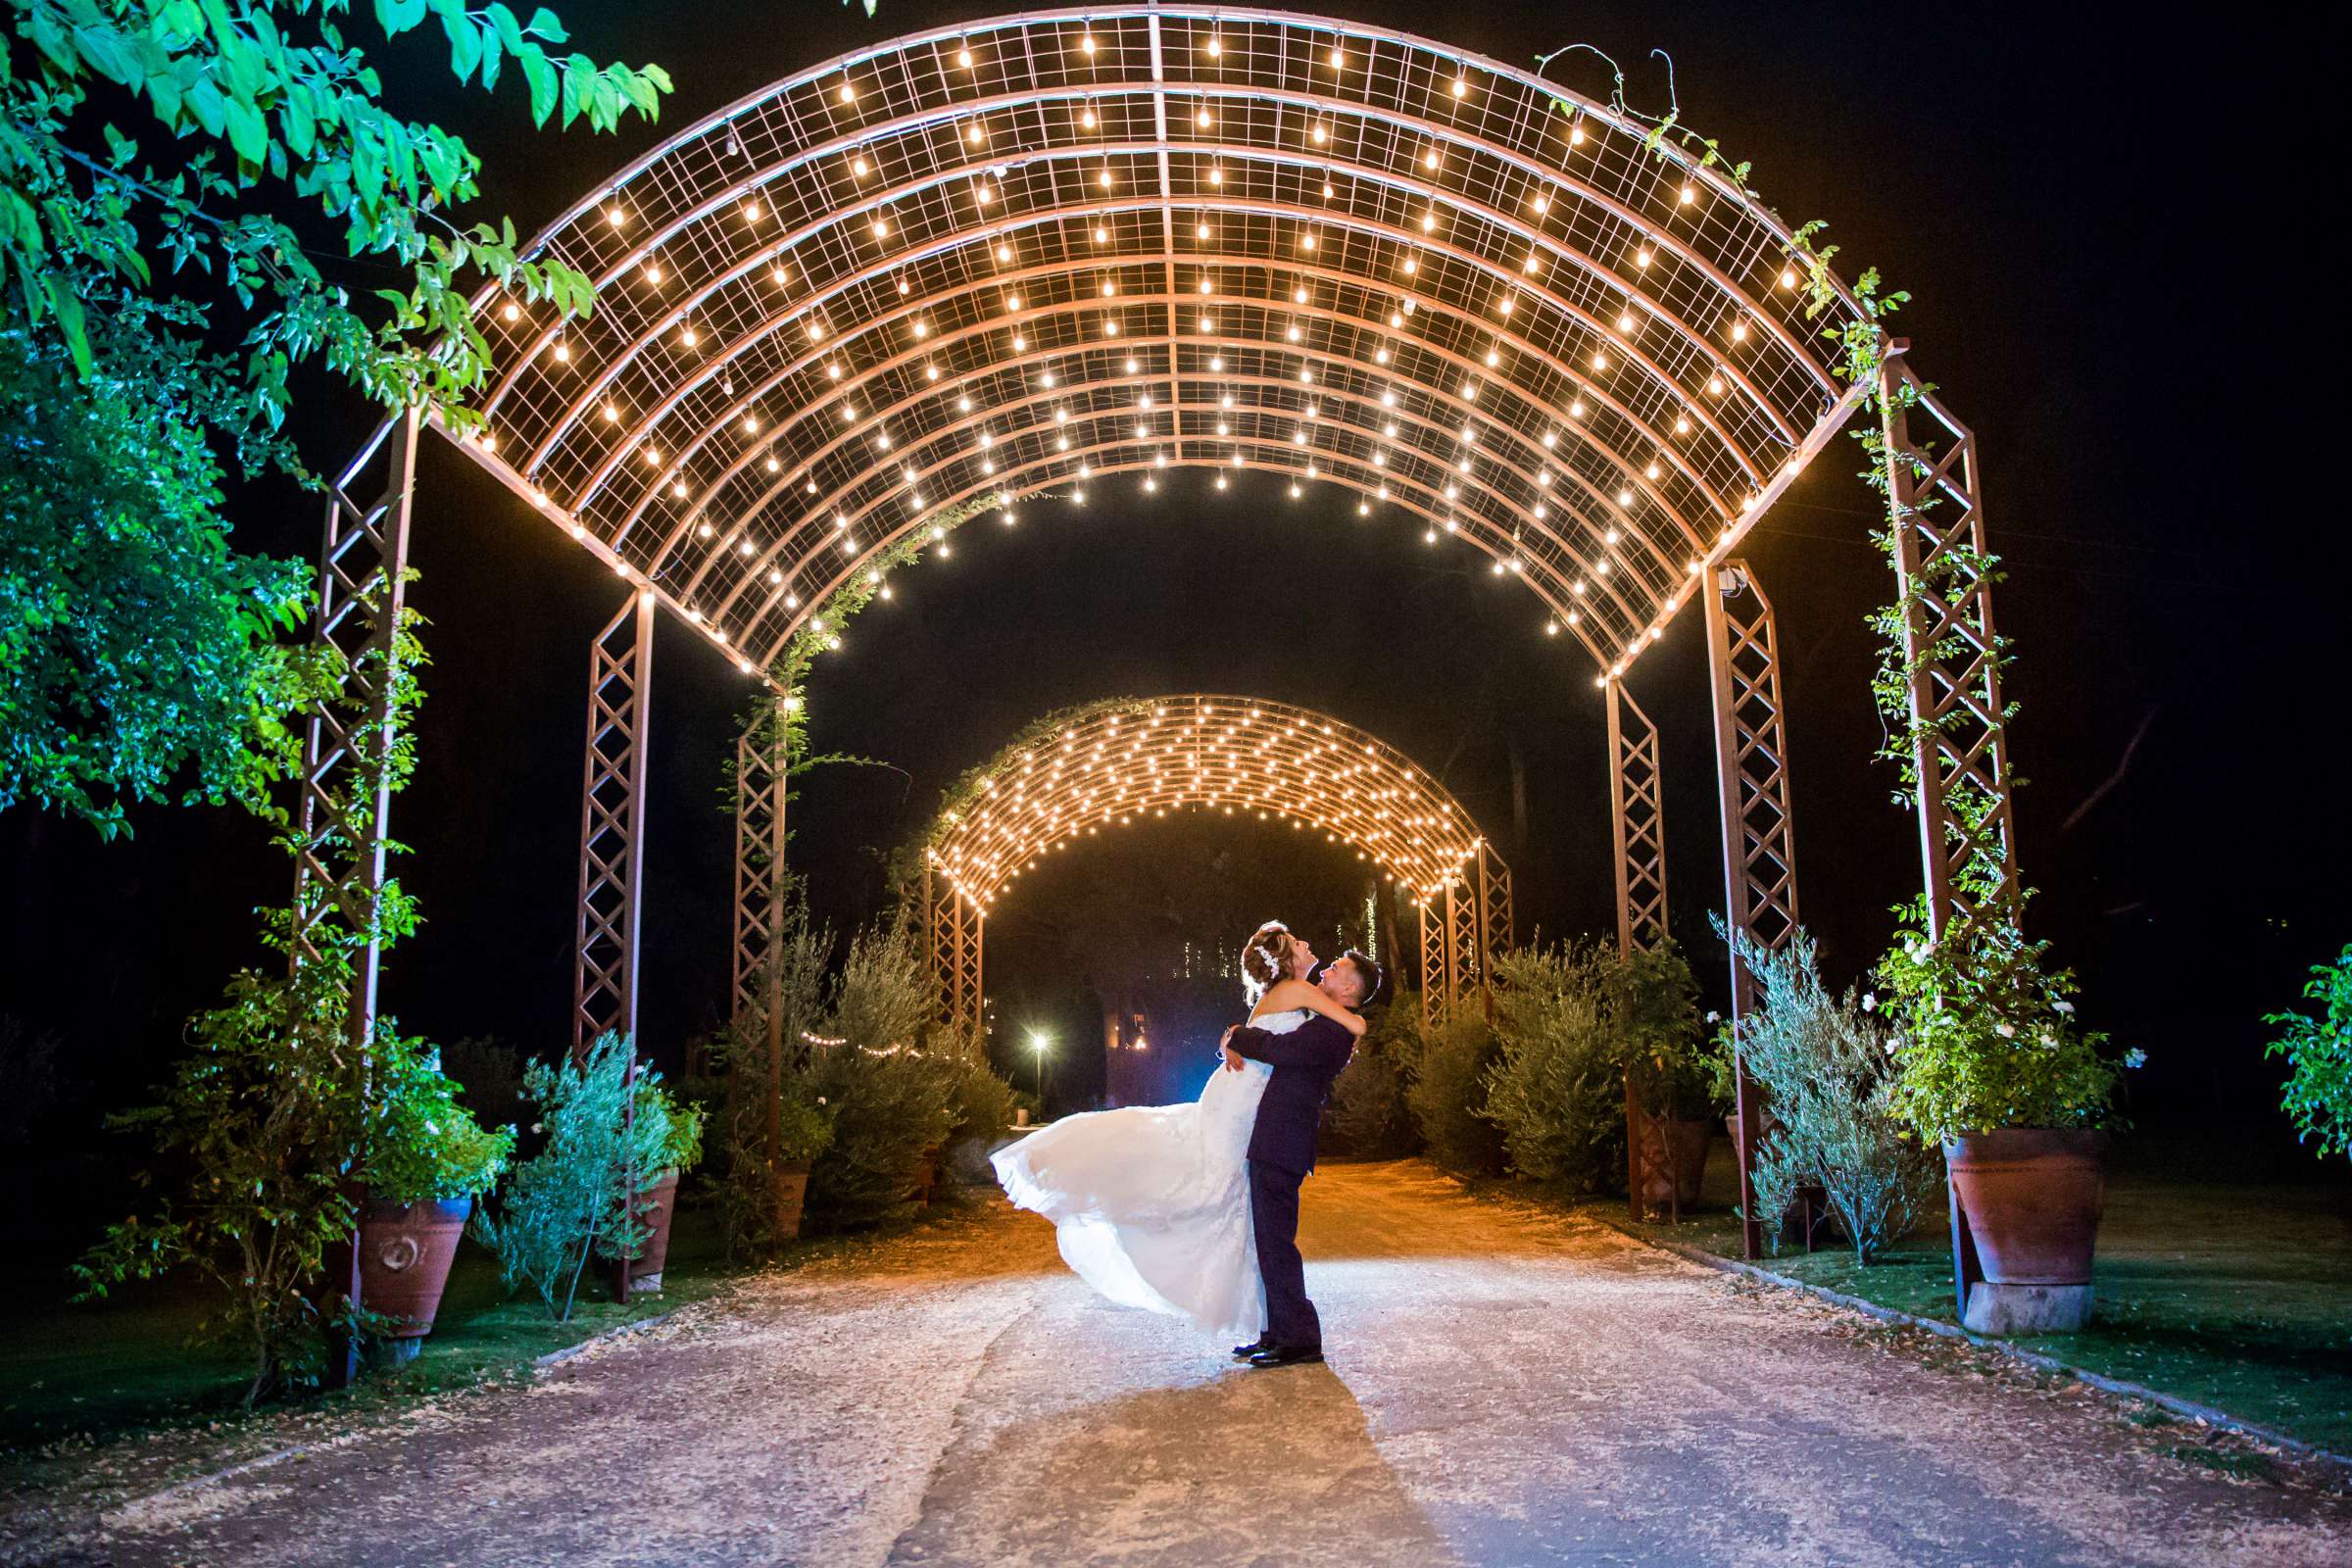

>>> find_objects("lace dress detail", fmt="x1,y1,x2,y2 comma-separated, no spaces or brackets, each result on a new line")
992,1008,1310,1343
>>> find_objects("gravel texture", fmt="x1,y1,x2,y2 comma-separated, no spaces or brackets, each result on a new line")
9,1160,2350,1567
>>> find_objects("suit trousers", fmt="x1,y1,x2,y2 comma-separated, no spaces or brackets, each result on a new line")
1248,1159,1319,1349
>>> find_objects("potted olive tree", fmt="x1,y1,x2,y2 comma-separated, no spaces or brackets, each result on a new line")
1878,897,2140,1333
361,1034,514,1359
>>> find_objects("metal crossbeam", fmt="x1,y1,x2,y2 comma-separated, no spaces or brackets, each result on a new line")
1419,897,1448,1029
1878,350,2019,935
573,592,656,1056
1703,560,1799,1259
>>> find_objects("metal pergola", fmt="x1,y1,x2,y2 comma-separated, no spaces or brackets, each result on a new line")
918,695,1513,1031
299,6,2018,1339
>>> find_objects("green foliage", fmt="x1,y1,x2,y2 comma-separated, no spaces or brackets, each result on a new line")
0,0,663,837
0,325,318,835
467,1033,662,1322
73,585,425,1403
931,1023,1017,1148
1408,1009,1507,1179
0,0,669,438
2266,945,2352,1161
364,1033,513,1203
799,1042,955,1233
1482,942,1632,1194
701,890,834,1257
73,957,370,1404
634,1073,704,1176
1727,926,1939,1263
1327,999,1421,1159
830,912,933,1054
1876,895,2133,1145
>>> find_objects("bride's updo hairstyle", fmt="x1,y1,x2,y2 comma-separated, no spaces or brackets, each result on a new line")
1240,921,1301,1004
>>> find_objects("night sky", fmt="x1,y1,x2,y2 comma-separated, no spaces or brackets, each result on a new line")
0,4,2324,1188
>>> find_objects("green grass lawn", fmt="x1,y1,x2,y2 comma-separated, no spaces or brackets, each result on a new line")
0,1200,743,1454
1616,1134,2352,1454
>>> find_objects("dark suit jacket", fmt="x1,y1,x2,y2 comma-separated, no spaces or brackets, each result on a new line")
1227,1011,1356,1176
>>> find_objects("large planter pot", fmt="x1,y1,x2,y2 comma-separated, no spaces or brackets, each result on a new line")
910,1144,945,1206
619,1169,681,1294
358,1196,471,1360
772,1160,810,1241
1945,1128,2109,1333
1636,1115,1713,1209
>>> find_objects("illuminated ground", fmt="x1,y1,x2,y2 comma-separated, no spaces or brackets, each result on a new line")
17,1161,2352,1566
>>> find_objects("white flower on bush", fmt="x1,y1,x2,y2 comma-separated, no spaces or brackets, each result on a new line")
2052,1000,2076,1015
2123,1048,2147,1069
816,1097,828,1106
1994,1021,2016,1039
1704,1010,1721,1025
1861,992,1877,1013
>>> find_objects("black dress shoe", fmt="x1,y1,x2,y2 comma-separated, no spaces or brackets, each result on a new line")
1232,1339,1271,1361
1248,1344,1324,1368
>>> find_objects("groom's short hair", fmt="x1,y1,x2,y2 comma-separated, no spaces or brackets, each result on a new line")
1337,949,1385,1007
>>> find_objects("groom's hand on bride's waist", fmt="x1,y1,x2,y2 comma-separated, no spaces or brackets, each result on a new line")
1219,1024,1245,1072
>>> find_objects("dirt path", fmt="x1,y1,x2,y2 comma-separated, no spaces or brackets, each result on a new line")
13,1161,2350,1567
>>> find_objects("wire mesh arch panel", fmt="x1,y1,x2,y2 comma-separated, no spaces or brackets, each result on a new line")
574,592,655,1056
443,6,1872,684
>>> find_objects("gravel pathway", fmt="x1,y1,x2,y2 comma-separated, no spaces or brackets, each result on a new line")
12,1160,2350,1567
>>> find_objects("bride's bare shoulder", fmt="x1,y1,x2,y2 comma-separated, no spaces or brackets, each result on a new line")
1250,979,1319,1018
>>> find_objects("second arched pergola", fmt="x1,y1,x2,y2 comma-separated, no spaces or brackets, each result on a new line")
915,695,1512,1033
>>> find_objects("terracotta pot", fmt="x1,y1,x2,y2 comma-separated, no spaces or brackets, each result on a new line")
358,1196,470,1340
772,1160,810,1241
1945,1129,2108,1286
619,1170,681,1291
911,1144,944,1205
1634,1115,1713,1208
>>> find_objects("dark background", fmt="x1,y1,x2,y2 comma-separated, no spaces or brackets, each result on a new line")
2,4,2330,1208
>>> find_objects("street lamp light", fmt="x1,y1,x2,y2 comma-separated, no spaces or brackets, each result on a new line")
1030,1031,1052,1102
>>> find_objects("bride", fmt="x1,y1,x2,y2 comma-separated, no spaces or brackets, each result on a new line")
990,921,1369,1344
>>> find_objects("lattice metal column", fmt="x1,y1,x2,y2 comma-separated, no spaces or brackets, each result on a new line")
1704,561,1801,1260
1419,899,1448,1029
1605,678,1680,1223
1448,876,1480,1010
1878,349,2020,935
1879,347,2018,1316
730,690,796,1240
574,591,655,1056
1473,844,1513,1021
289,407,420,1391
1604,682,1668,955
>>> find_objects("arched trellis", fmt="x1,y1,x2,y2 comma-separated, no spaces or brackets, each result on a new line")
301,10,2023,1326
914,696,1513,1030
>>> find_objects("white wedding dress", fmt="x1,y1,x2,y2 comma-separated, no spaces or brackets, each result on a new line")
992,1008,1309,1344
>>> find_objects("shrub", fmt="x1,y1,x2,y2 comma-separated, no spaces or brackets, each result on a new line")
2268,944,2352,1161
1328,1002,1420,1159
469,1033,666,1322
930,1024,1018,1150
1876,894,2135,1145
1483,943,1630,1195
800,1045,956,1232
634,1075,706,1177
702,894,834,1258
74,962,369,1403
1409,1010,1508,1178
366,1035,514,1205
1730,927,1940,1262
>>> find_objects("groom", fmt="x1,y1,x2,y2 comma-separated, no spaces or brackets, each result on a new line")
1218,949,1384,1368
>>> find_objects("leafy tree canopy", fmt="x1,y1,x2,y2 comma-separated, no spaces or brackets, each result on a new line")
0,0,670,833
